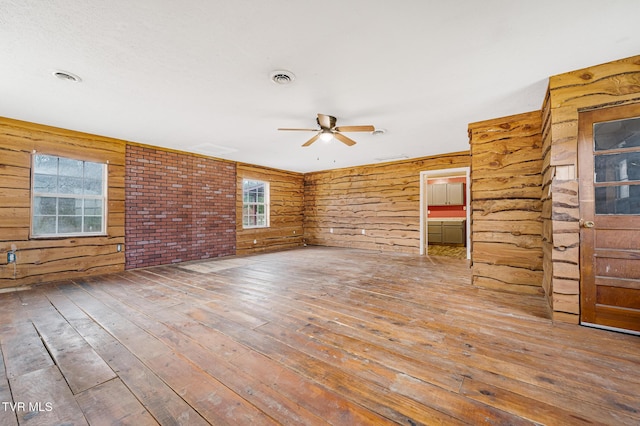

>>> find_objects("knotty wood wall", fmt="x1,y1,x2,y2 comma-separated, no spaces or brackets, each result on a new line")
0,118,125,288
468,111,544,295
304,152,470,253
236,163,304,255
125,145,236,268
544,55,640,323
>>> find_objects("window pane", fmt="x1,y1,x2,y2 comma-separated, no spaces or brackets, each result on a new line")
595,184,640,215
84,178,103,195
84,216,102,233
34,155,58,175
33,216,56,234
34,197,57,215
58,216,82,233
84,162,103,179
59,198,82,215
34,174,57,193
59,158,83,177
59,176,83,194
84,199,102,216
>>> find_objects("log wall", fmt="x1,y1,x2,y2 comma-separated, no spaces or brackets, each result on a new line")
236,163,304,255
304,152,470,253
544,55,640,323
0,118,126,288
468,111,544,295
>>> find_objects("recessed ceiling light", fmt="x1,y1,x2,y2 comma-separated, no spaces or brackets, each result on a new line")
270,70,295,85
53,70,81,82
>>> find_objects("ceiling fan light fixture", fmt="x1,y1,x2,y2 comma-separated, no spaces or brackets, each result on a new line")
320,130,334,142
270,70,295,85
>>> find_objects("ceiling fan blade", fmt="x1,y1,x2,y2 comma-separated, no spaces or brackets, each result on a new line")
334,125,375,132
278,128,319,131
334,132,357,146
317,113,336,129
302,133,321,147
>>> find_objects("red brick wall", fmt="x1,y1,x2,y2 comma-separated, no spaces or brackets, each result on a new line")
125,145,236,269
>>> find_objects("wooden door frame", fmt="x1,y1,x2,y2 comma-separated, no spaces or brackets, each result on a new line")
419,167,470,258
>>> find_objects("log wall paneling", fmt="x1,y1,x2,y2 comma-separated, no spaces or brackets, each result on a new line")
468,111,544,295
544,54,640,323
0,118,126,288
304,152,470,253
236,163,305,255
125,145,236,269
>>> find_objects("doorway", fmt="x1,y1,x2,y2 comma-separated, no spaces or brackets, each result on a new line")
578,103,640,335
419,167,470,259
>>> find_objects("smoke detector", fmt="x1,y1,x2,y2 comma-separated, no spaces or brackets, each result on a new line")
371,128,386,136
270,70,295,85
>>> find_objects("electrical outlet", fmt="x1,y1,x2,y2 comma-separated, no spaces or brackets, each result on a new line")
361,229,366,235
330,228,333,233
117,244,122,252
7,252,16,264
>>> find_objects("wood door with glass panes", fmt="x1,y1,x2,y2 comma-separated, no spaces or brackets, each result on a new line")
578,103,640,334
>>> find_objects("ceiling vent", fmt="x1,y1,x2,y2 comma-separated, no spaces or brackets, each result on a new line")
53,70,81,82
270,70,295,85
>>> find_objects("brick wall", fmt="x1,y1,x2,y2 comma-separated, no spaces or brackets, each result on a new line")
125,145,236,269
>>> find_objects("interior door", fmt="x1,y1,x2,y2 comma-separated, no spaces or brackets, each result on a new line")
578,103,640,334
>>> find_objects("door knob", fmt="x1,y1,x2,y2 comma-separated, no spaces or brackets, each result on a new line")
581,220,595,228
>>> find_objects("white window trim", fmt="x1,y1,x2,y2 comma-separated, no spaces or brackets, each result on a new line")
31,153,108,238
242,179,270,229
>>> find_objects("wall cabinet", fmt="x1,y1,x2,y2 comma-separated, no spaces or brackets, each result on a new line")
428,182,464,206
428,220,466,245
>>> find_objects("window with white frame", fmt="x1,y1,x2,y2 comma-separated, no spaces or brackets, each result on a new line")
242,179,269,228
31,154,107,237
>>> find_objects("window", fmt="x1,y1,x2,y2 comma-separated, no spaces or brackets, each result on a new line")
242,179,269,228
31,154,107,237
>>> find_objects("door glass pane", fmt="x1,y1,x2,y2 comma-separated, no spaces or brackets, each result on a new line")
595,184,640,215
594,116,640,151
595,152,640,183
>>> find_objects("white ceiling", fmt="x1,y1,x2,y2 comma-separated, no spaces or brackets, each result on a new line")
1,1,639,173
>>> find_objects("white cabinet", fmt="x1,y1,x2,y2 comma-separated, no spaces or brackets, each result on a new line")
428,182,464,206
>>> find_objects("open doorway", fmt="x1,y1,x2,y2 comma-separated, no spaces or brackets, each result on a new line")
419,167,470,259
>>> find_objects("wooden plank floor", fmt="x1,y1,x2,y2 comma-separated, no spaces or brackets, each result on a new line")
1,246,639,425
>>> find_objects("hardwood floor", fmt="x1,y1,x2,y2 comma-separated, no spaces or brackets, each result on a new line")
1,246,639,425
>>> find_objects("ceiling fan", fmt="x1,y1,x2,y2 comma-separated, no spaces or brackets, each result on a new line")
278,113,375,147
